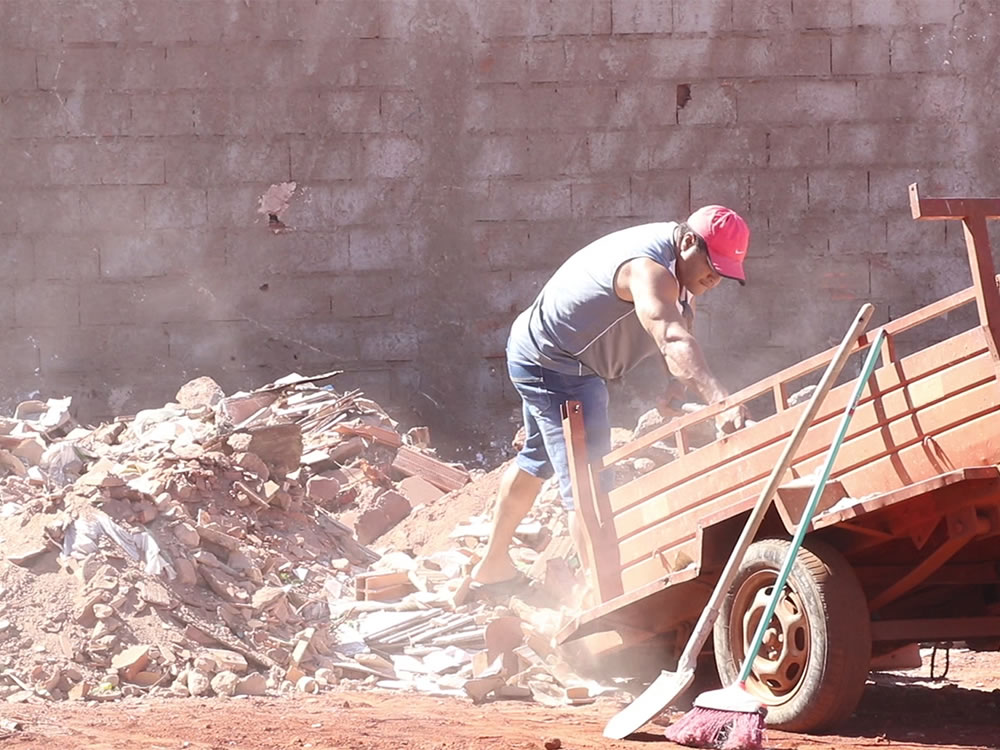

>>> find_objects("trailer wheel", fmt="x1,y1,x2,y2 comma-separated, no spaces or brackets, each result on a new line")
713,538,871,732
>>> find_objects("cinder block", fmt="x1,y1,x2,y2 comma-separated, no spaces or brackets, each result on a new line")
736,80,858,123
672,0,733,34
749,170,809,218
870,251,968,303
37,47,166,91
466,135,528,178
525,85,618,131
464,316,515,358
223,228,350,275
791,0,851,29
206,275,335,321
475,41,528,83
677,81,737,125
559,37,656,84
352,40,422,87
144,187,208,230
609,84,681,129
0,0,62,48
629,173,691,219
611,0,672,34
478,179,573,221
289,0,381,40
550,0,613,35
127,92,197,137
317,90,383,134
690,172,749,212
526,39,569,83
767,125,830,168
0,329,41,380
650,126,768,170
328,274,399,318
290,136,359,181
98,228,224,279
35,325,169,374
349,226,419,271
14,188,82,234
359,136,424,179
571,179,630,218
889,25,955,73
164,137,289,185
79,278,227,325
828,122,957,167
827,212,889,256
206,185,271,230
15,281,79,327
0,236,35,281
852,0,959,27
31,232,100,281
520,133,590,178
380,92,424,135
869,167,978,214
79,187,146,234
885,213,946,257
806,169,870,212
308,180,420,227
359,326,419,361
732,0,794,31
586,132,651,174
855,76,957,122
0,49,37,91
473,0,548,38
832,29,889,74
468,220,539,271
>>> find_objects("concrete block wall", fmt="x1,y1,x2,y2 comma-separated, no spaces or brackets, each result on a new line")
1,0,998,439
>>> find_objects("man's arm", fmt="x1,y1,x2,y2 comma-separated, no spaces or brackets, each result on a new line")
623,259,727,403
619,259,744,432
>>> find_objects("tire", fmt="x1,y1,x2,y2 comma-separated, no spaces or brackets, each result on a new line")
712,538,871,732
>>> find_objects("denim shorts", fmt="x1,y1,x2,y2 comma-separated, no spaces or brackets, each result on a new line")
508,360,611,510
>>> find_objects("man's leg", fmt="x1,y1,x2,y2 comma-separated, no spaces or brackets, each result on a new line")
471,462,544,584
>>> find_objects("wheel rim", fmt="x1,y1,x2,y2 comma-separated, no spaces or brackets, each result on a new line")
728,569,811,705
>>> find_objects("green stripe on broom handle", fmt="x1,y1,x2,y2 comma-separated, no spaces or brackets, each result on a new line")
737,328,886,685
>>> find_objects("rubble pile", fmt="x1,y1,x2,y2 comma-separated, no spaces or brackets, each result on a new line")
0,372,611,708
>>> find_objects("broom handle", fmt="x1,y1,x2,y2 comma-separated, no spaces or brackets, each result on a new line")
737,328,886,684
674,304,875,671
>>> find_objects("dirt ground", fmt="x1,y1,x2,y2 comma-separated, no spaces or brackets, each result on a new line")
2,649,998,750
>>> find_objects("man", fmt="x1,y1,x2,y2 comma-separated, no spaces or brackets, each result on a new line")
471,205,750,590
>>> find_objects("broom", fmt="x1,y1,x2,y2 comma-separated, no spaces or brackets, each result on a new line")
666,327,886,750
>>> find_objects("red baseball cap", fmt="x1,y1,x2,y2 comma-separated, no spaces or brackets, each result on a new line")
686,205,750,285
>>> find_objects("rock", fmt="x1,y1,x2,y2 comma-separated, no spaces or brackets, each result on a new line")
174,522,201,548
92,604,114,620
354,490,412,545
235,672,268,696
204,649,248,675
175,376,225,410
305,475,341,504
251,587,286,612
296,676,319,694
314,668,337,686
193,656,218,674
210,671,240,697
170,681,190,697
174,558,198,585
632,457,656,474
67,682,92,700
544,738,562,750
233,452,269,482
128,671,163,687
187,669,212,697
111,645,150,681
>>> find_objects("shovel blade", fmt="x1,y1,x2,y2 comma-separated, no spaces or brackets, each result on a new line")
602,667,696,739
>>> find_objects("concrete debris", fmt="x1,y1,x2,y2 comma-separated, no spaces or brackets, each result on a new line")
0,371,622,708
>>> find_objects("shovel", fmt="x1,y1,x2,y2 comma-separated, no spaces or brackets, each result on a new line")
603,303,875,740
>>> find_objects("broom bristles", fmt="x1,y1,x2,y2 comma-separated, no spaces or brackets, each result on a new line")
664,705,766,750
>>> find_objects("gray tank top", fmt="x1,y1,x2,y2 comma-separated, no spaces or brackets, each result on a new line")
507,222,685,380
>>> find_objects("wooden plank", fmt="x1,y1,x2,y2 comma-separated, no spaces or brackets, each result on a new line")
909,184,1000,220
391,446,469,492
607,328,991,515
613,382,1000,571
601,284,983,468
871,616,1000,642
335,422,403,448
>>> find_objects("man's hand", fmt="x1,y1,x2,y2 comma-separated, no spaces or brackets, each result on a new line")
716,404,748,435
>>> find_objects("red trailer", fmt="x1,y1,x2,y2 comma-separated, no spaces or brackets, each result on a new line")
559,185,1000,731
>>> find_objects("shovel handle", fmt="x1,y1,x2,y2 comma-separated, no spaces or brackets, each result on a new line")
674,303,875,671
